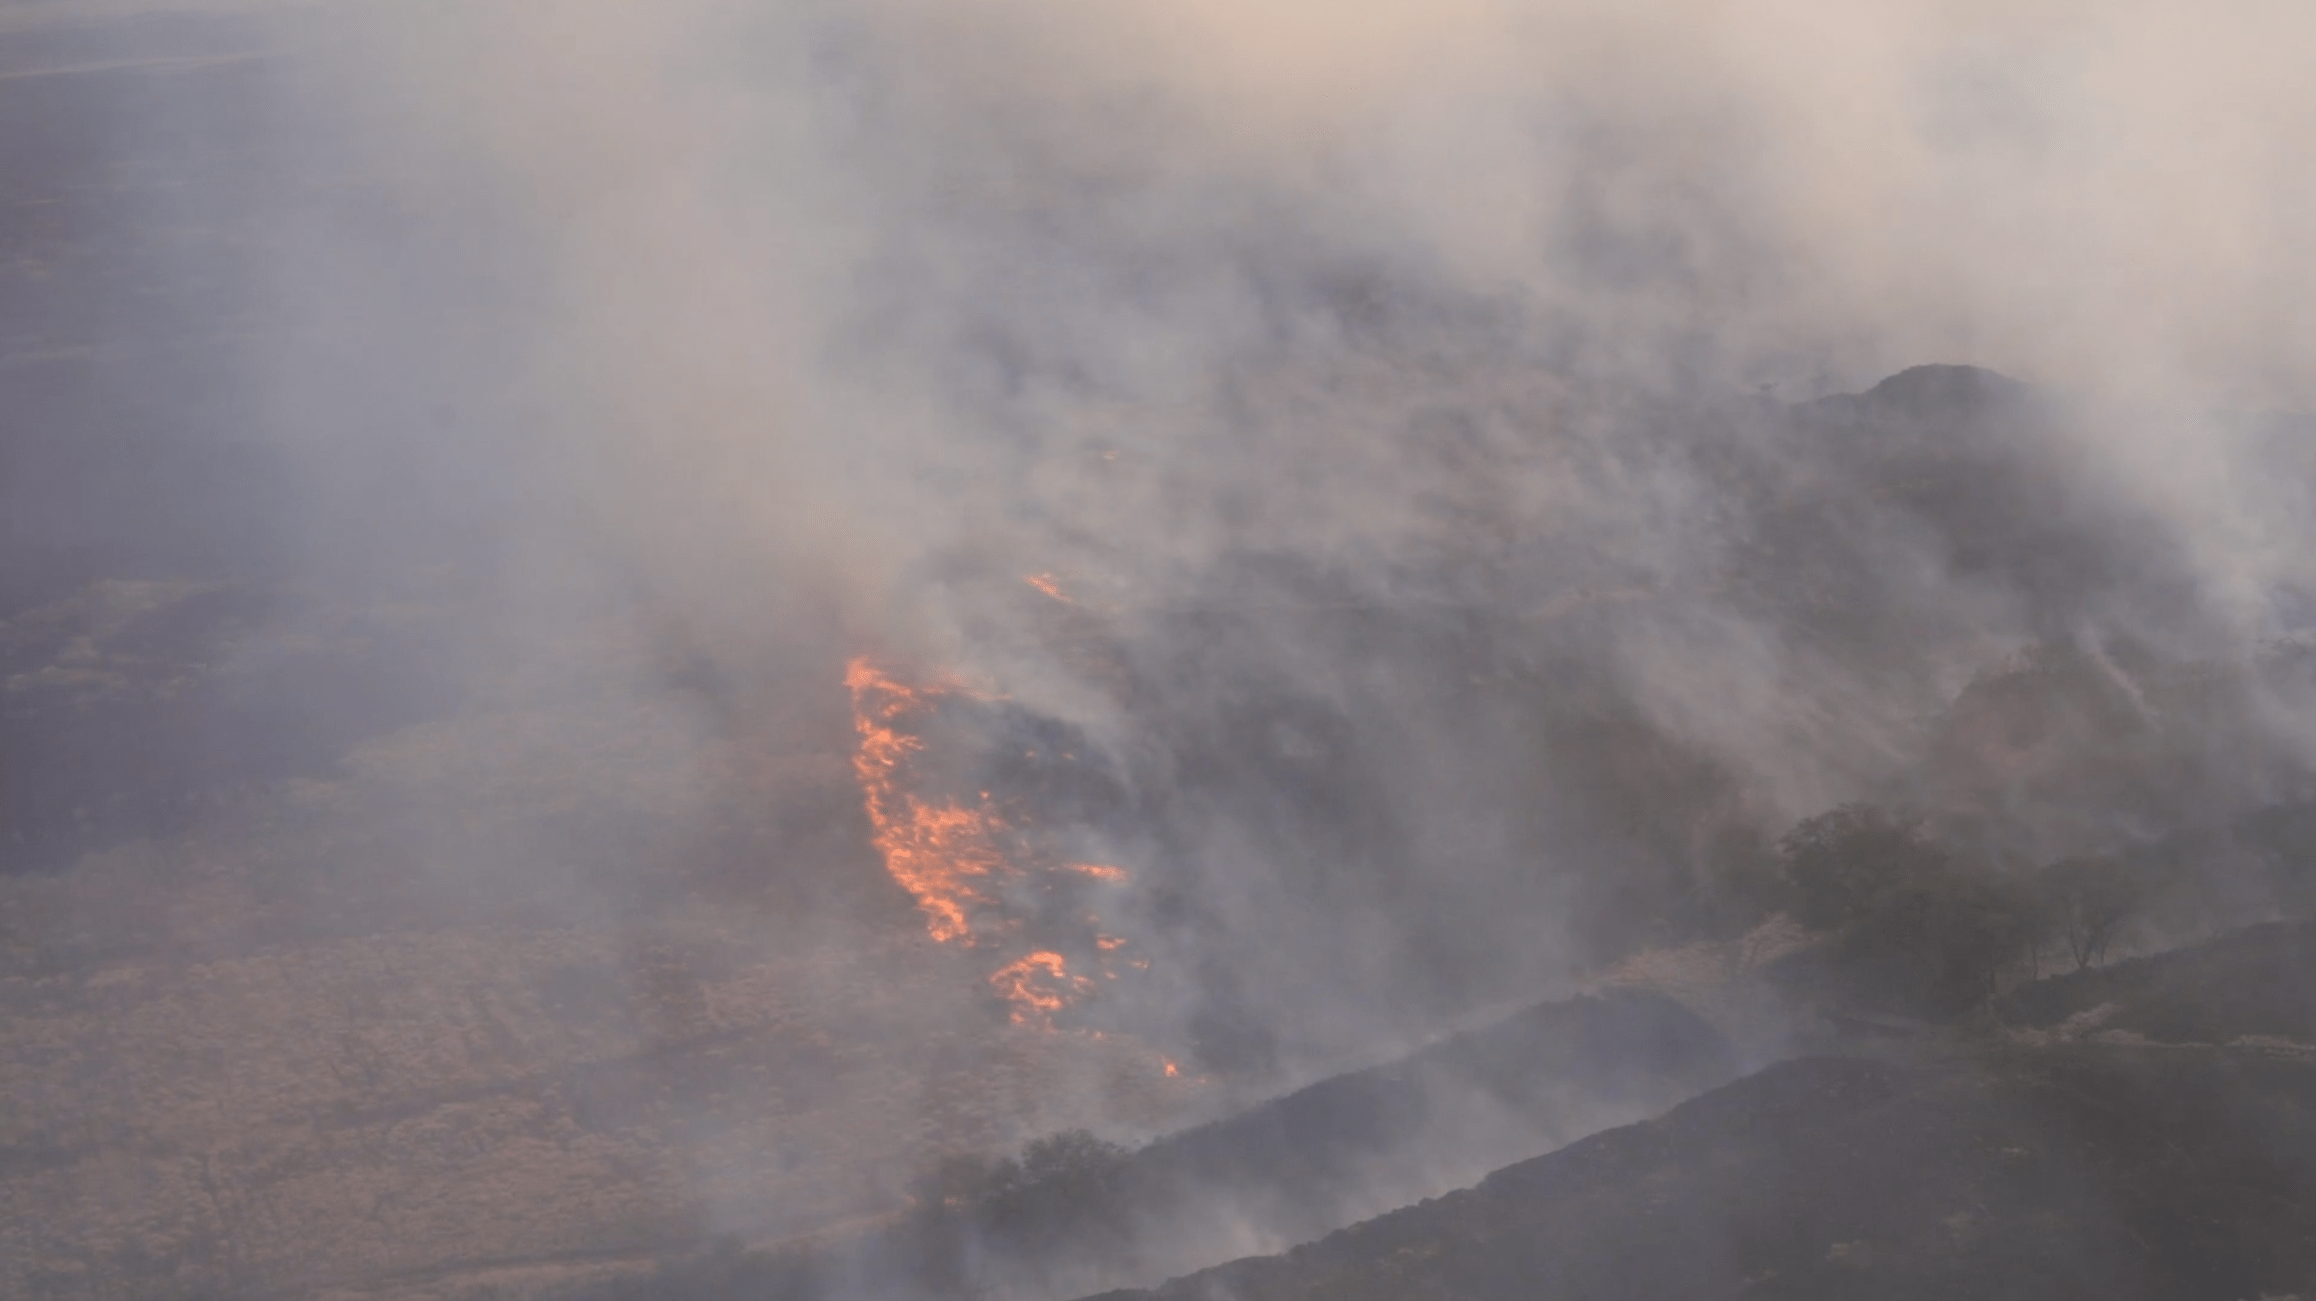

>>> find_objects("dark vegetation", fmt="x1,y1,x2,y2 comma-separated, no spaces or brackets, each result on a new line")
1751,796,2316,1023
1097,1045,2316,1301
2000,920,2316,1045
1117,989,1730,1231
894,1129,1138,1298
1757,804,2109,1019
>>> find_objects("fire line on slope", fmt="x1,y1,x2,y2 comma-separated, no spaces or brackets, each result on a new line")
844,656,1138,1028
844,657,1007,944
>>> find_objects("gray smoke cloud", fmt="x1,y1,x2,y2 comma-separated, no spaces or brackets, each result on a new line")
7,0,2316,1283
246,0,2316,1044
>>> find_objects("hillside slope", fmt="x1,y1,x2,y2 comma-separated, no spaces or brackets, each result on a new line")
1106,988,1736,1272
1092,1044,2316,1301
576,989,1738,1301
2000,920,2316,1046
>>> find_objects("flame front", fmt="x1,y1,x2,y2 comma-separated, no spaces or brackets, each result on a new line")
845,657,1008,943
989,950,1092,1026
846,656,1144,1029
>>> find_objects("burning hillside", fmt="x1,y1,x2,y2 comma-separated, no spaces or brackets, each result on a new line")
845,656,1142,1028
7,0,2316,1298
844,658,1009,945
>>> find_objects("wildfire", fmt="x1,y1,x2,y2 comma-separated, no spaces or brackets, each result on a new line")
845,657,1009,943
988,950,1092,1026
845,655,1141,1027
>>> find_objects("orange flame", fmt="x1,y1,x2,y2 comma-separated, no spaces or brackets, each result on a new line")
1023,573,1075,604
846,656,1145,1026
988,950,1092,1026
845,657,1009,943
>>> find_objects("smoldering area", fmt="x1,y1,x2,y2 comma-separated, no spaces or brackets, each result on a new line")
3,2,2315,1299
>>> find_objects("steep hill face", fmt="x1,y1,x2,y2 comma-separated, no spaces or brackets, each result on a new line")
2000,920,2316,1046
866,989,1740,1299
1096,990,1735,1279
1092,1045,2316,1301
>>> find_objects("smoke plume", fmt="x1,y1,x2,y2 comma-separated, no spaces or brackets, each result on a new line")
7,0,2315,1278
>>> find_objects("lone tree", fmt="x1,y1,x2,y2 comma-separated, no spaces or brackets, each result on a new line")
2034,855,2142,971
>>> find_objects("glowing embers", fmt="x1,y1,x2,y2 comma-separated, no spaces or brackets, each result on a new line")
844,657,1136,1027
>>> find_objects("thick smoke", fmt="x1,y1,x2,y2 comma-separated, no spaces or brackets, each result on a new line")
7,0,2316,1283
247,0,2316,1050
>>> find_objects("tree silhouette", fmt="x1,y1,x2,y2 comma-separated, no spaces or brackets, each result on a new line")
2035,855,2142,971
1776,805,2044,1015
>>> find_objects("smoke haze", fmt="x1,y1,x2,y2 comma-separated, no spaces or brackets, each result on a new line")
257,0,2316,1024
5,0,2316,1290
